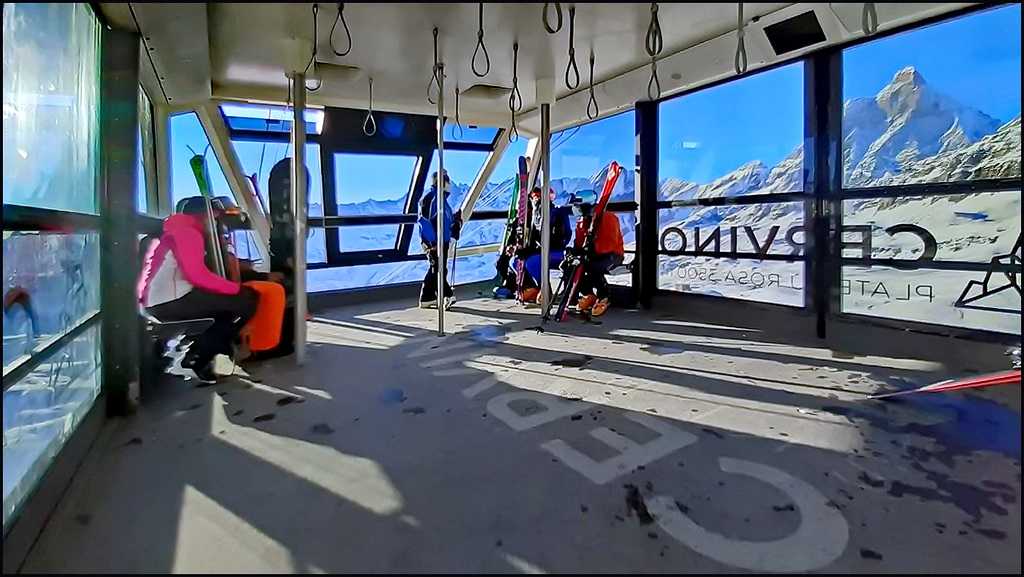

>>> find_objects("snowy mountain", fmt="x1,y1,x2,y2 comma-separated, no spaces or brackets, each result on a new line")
844,67,1002,186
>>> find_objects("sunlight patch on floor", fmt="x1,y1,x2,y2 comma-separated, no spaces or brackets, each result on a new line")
210,397,404,516
457,356,862,453
503,552,549,574
308,321,406,350
174,485,295,574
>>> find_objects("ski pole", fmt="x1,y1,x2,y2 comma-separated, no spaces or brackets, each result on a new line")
449,240,458,287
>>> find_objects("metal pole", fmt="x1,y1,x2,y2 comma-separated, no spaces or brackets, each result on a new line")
436,63,446,336
540,103,552,314
291,72,308,364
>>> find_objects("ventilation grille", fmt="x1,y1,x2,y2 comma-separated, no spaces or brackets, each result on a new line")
462,84,511,100
762,11,828,56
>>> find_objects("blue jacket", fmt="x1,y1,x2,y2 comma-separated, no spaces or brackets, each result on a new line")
527,205,574,251
418,185,456,246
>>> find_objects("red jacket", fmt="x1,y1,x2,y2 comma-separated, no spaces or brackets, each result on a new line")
574,213,624,256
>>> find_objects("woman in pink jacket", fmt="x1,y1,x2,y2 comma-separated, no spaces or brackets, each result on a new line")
138,212,258,384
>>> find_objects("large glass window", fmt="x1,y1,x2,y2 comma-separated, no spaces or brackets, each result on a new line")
474,138,529,212
657,203,806,307
3,3,101,214
659,63,804,200
2,2,103,533
551,110,635,205
220,102,324,136
842,4,1021,187
427,149,490,210
656,62,805,307
168,112,232,209
840,192,1020,335
334,153,417,215
307,253,497,293
3,231,100,367
229,139,325,264
3,324,101,529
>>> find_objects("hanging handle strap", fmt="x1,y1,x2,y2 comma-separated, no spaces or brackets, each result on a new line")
587,50,599,120
472,3,491,77
427,27,441,104
734,3,748,75
363,77,377,136
542,3,563,34
330,3,352,57
862,3,878,36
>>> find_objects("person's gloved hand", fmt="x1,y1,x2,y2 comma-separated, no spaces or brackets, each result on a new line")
451,210,463,241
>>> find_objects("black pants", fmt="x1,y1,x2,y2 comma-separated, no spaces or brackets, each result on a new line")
495,252,519,291
421,243,454,302
577,253,623,300
147,287,258,366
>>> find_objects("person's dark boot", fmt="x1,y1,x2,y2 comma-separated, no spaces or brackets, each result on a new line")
168,353,217,385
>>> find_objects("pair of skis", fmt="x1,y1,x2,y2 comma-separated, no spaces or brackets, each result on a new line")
513,156,530,302
495,156,529,298
548,162,623,323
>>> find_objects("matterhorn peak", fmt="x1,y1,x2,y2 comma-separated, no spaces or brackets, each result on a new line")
891,66,927,87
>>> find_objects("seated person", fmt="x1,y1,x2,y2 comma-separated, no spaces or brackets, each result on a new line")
566,189,624,317
138,200,258,384
418,169,462,309
517,187,573,304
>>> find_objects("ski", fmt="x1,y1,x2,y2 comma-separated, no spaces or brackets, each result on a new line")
554,162,623,323
869,369,1021,399
493,162,523,297
514,155,530,301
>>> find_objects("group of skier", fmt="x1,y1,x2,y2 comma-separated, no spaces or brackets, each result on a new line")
418,159,624,319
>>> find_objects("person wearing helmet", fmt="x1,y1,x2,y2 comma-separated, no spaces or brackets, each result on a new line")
138,198,259,384
566,189,624,317
517,187,573,304
418,170,463,309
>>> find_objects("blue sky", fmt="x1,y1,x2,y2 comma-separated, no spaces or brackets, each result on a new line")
167,4,1020,202
844,3,1021,124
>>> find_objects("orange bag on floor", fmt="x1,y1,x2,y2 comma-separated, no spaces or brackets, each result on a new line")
241,280,286,352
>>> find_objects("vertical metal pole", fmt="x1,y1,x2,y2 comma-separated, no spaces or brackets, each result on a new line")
805,50,842,340
636,100,659,309
436,63,446,336
291,72,308,364
540,103,552,313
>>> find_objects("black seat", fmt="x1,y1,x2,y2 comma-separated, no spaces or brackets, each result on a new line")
143,314,215,341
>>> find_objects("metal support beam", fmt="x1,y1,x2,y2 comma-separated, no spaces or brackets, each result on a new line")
459,130,511,219
635,101,659,309
138,90,161,214
290,73,309,364
153,103,173,216
524,137,541,192
805,51,843,339
99,27,141,416
196,102,272,270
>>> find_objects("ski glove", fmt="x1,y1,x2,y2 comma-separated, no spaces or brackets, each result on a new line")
451,210,463,241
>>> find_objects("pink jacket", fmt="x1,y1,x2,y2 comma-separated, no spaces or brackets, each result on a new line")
138,213,240,308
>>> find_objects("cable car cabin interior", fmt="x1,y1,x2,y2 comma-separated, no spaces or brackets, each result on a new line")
3,2,1021,573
